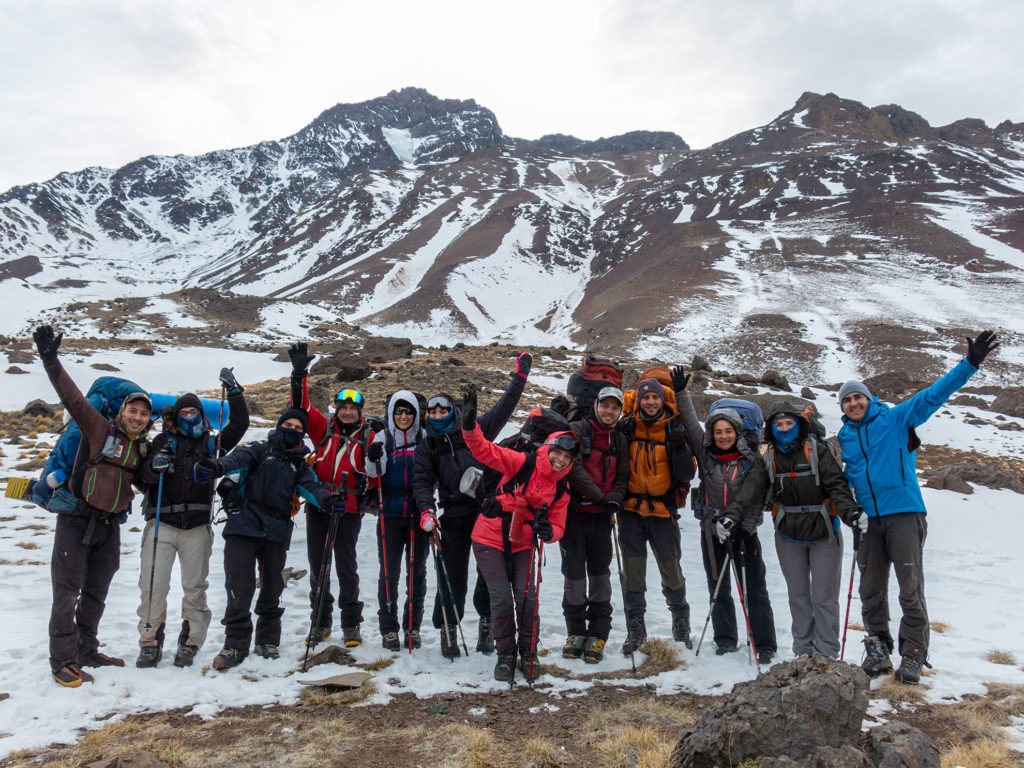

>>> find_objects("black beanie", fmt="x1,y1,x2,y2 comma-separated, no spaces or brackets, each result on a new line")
173,392,203,417
278,407,308,433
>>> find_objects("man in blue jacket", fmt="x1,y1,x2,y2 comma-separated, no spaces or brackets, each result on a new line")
838,330,998,684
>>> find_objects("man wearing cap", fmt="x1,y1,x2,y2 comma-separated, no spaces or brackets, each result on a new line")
560,386,630,664
288,342,379,647
33,325,154,687
838,330,998,684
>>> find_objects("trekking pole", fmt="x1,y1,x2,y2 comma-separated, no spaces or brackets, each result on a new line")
143,473,165,630
302,508,341,671
727,538,759,669
430,531,454,663
840,528,862,661
433,528,470,657
695,548,732,657
375,461,394,616
210,383,227,520
527,537,545,686
610,512,637,674
407,525,414,653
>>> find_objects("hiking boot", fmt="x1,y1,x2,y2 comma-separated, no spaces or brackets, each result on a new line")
583,637,606,664
862,635,894,678
715,642,739,656
80,651,125,668
404,630,422,649
212,647,246,670
672,617,693,650
342,626,363,648
135,646,162,669
494,651,517,682
894,647,931,685
757,649,775,666
253,644,280,660
173,644,198,668
440,626,461,659
381,632,400,652
518,649,541,682
53,663,90,687
305,626,332,647
562,634,586,659
476,617,495,655
621,616,647,656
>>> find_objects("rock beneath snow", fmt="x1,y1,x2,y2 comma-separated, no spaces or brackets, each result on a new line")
86,751,173,768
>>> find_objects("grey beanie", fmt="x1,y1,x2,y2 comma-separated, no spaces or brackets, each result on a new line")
636,378,665,402
838,380,872,404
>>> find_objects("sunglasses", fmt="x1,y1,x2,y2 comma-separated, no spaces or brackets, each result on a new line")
335,388,365,406
394,406,416,416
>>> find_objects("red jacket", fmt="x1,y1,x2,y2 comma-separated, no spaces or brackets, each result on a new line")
293,378,377,514
463,425,571,553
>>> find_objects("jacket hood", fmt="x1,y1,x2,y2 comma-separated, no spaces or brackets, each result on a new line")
703,408,756,461
840,397,883,427
764,401,809,444
536,443,574,482
387,390,423,448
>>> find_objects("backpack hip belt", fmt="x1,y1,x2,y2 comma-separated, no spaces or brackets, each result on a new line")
773,502,837,544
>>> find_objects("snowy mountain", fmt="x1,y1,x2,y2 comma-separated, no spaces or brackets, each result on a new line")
2,88,1023,384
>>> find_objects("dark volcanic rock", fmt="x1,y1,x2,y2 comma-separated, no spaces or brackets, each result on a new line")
801,387,816,400
761,369,791,391
6,366,28,374
760,745,874,768
691,355,711,372
90,362,120,372
866,721,940,768
989,387,1024,418
23,399,57,417
7,350,34,364
923,474,973,494
533,130,688,153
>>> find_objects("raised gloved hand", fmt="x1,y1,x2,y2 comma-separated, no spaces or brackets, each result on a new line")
715,516,734,544
852,509,869,534
288,342,315,376
219,367,242,395
514,352,532,380
671,365,691,392
966,330,999,368
33,325,63,364
531,514,554,542
193,457,223,484
461,384,478,430
420,509,438,532
151,446,175,476
366,441,384,463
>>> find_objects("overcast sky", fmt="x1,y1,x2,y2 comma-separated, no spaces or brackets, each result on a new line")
1,0,1021,191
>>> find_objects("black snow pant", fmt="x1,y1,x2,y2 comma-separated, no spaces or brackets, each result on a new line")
699,521,777,653
858,512,929,657
377,515,429,634
473,542,538,655
432,513,490,629
560,509,613,640
618,511,690,626
307,510,363,630
222,534,287,651
49,514,121,672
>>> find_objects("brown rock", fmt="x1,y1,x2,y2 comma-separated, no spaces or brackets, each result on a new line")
691,355,711,372
85,751,173,768
7,350,34,364
91,362,120,372
923,475,973,494
6,366,28,374
989,387,1024,418
866,720,940,768
761,369,792,391
801,387,816,400
133,347,155,356
23,399,57,418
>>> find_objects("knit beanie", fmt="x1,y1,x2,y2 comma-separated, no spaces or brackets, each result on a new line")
278,406,309,433
636,378,665,402
838,380,873,405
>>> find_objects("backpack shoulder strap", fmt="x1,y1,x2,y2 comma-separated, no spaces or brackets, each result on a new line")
499,452,536,496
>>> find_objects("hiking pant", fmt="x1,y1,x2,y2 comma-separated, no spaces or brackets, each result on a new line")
137,520,213,649
700,524,777,653
222,534,287,651
473,542,537,655
431,513,491,629
775,530,843,658
858,512,928,657
49,514,120,672
306,510,363,630
377,516,429,634
560,509,613,640
618,511,689,625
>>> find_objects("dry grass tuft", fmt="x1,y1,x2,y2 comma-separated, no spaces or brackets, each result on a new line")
986,649,1017,666
983,681,1024,700
875,677,929,704
847,621,865,632
930,621,950,633
594,724,675,768
587,697,696,733
299,681,376,707
436,723,509,768
357,656,395,672
14,541,39,550
521,737,569,768
940,738,1016,768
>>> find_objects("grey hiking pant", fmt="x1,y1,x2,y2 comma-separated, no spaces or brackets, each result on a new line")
857,512,928,657
775,530,843,658
618,511,689,625
137,520,214,649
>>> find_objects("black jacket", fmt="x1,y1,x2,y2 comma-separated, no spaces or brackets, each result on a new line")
412,374,525,518
218,429,329,547
140,390,249,529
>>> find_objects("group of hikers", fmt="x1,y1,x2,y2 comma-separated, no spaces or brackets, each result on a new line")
26,324,999,688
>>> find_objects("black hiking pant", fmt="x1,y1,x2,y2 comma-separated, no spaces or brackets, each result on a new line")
377,516,429,634
222,534,287,650
618,511,690,626
560,509,613,640
432,513,490,629
473,542,537,655
306,510,363,630
699,523,777,653
49,514,121,672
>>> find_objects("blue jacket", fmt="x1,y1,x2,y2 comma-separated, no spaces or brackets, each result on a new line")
838,357,977,518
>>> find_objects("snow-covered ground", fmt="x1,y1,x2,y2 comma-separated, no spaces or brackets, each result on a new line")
1,355,1023,757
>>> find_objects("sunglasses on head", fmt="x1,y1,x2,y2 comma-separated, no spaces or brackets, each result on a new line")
394,406,416,416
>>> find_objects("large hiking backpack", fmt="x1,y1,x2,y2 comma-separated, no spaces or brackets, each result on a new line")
708,397,764,452
797,401,844,464
477,407,571,501
33,376,146,513
559,354,624,423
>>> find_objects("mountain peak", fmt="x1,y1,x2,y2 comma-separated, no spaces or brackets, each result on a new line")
532,130,689,154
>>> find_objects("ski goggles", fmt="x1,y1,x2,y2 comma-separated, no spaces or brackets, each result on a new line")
544,434,579,454
335,388,365,407
427,396,452,412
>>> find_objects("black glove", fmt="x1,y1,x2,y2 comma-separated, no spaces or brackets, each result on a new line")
480,501,502,519
531,515,554,542
324,494,345,516
219,367,242,394
604,499,621,519
461,384,478,430
151,446,175,476
288,342,315,375
671,365,690,392
33,325,63,364
966,330,998,368
366,441,384,462
666,425,688,446
514,352,532,379
193,457,222,484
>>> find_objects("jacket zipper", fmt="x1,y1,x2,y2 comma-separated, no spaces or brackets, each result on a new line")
856,424,879,515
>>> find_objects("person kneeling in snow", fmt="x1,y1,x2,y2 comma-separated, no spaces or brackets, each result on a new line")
194,407,337,670
461,384,574,683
